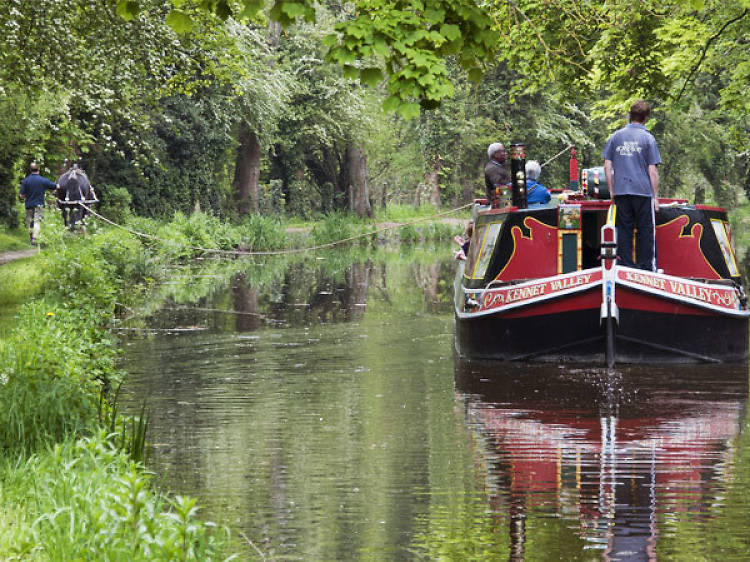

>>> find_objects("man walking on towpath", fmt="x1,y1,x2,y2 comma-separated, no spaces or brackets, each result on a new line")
19,162,58,245
603,100,661,271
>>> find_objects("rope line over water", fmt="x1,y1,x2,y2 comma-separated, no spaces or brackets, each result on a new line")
80,202,472,257
541,145,574,169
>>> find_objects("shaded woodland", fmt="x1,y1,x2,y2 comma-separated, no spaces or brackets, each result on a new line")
1,0,748,228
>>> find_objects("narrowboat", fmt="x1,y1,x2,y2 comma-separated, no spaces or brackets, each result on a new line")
454,146,749,365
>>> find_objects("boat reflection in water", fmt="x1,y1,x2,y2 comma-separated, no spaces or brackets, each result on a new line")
455,360,748,560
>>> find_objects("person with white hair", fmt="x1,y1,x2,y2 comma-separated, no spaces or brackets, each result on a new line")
524,160,551,205
484,142,509,205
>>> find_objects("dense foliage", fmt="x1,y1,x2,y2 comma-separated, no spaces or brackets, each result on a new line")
0,0,748,229
1,435,233,560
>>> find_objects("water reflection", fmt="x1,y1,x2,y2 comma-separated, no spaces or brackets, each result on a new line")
120,250,750,560
120,253,460,560
141,258,450,333
455,360,748,561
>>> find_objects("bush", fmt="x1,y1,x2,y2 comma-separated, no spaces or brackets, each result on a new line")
89,228,155,285
423,222,455,242
97,184,133,225
40,238,118,313
236,213,287,251
310,212,357,246
399,223,420,245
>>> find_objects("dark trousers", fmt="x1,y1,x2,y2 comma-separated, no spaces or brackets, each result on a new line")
614,195,655,271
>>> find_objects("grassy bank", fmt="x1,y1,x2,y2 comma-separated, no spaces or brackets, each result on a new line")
0,212,291,560
0,227,28,253
0,258,40,340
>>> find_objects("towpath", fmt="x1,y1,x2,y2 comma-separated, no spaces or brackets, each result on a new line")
0,249,38,266
0,217,466,267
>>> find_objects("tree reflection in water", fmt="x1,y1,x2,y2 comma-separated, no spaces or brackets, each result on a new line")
121,252,750,560
455,360,748,561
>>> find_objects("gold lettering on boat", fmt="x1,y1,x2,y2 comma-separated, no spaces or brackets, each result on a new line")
550,274,591,292
619,269,737,308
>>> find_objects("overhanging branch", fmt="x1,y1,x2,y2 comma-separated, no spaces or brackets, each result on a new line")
674,9,748,103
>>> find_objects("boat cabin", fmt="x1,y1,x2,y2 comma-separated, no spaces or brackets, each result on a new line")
463,199,741,291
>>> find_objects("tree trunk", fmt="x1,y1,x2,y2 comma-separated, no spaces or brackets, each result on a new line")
423,156,442,208
233,124,261,216
346,144,372,217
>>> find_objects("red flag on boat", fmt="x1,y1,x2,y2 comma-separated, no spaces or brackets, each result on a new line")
569,146,579,190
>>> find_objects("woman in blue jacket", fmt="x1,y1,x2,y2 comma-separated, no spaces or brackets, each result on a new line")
525,160,551,205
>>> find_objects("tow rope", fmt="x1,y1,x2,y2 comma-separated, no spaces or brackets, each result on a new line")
79,202,472,257
540,144,574,168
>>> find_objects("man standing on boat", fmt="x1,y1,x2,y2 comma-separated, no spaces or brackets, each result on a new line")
484,143,509,206
603,100,661,271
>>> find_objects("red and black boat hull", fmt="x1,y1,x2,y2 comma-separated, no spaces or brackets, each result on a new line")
455,304,748,363
455,199,749,364
455,266,749,364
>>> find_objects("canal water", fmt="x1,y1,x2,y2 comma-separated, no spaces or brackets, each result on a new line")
120,248,750,560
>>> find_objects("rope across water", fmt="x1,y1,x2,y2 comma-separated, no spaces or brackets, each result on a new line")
80,202,472,257
541,145,573,169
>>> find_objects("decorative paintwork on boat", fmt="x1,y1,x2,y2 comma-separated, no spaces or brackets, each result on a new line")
455,153,749,365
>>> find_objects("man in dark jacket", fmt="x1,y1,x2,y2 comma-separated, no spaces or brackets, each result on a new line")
19,162,58,245
484,143,509,206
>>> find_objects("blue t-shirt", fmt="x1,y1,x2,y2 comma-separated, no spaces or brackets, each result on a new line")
527,180,551,205
20,173,57,208
602,123,661,197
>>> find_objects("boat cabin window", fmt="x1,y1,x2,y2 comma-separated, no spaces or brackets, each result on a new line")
466,220,504,280
581,210,607,269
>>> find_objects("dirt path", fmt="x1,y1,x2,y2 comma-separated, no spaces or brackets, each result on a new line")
0,248,38,266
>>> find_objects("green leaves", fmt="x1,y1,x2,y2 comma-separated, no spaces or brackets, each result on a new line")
269,0,315,26
322,0,498,115
360,67,383,87
397,102,421,119
165,9,194,34
115,0,140,21
439,24,461,43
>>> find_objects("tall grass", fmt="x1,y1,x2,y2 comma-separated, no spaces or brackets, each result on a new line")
0,226,28,252
0,432,237,560
150,211,287,259
0,258,41,342
309,211,362,245
0,301,112,452
376,203,447,222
